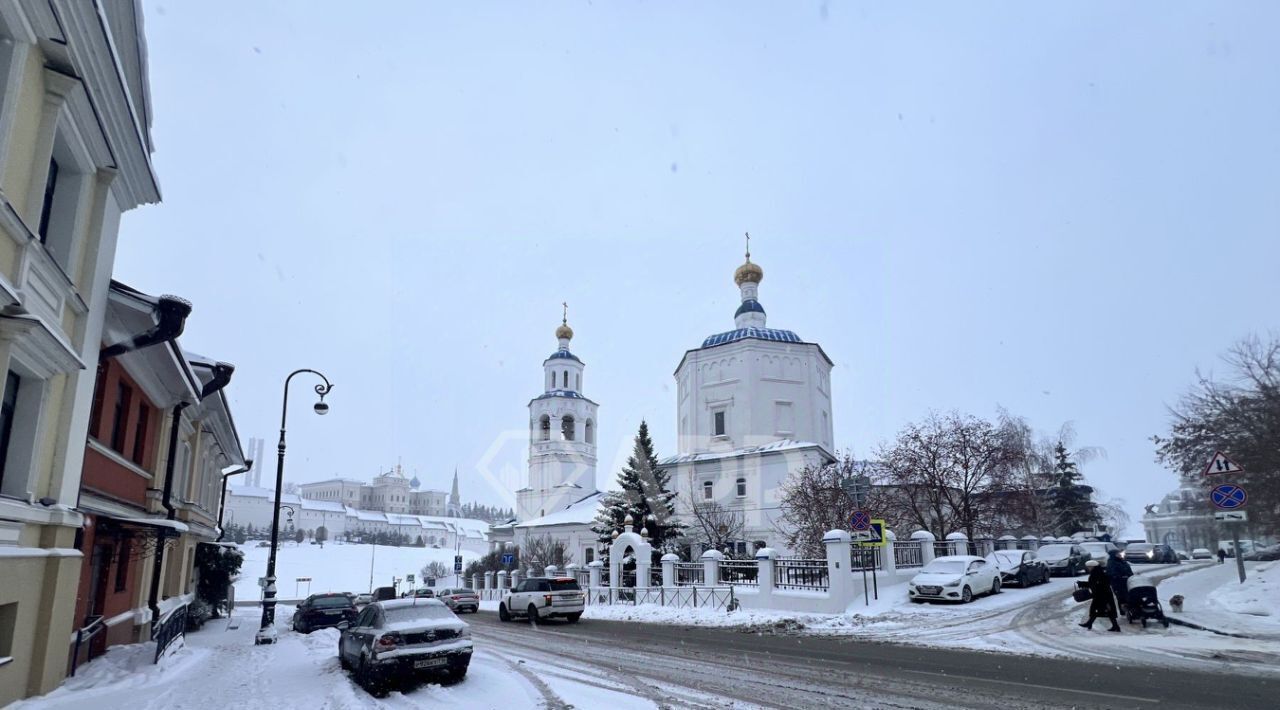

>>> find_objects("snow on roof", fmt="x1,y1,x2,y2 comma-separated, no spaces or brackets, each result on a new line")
356,510,387,522
514,491,603,528
300,499,346,512
660,439,826,465
227,485,273,499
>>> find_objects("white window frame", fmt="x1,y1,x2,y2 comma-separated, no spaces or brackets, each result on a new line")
711,408,727,438
736,477,747,498
702,480,713,500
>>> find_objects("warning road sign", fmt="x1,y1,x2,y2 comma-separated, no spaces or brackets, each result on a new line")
1203,451,1244,477
1210,484,1247,510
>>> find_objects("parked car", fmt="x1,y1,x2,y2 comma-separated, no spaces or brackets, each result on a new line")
1035,544,1091,576
353,593,374,608
984,550,1050,587
372,586,397,602
337,598,471,695
1243,544,1280,562
1078,541,1119,563
498,577,585,623
1174,549,1190,561
411,588,435,599
1122,543,1179,564
437,588,480,614
908,555,1001,603
1191,548,1214,560
292,593,358,634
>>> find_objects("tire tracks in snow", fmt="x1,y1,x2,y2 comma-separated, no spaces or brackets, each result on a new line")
483,647,573,709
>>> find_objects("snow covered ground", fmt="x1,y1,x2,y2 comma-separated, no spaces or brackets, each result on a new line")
1159,559,1280,638
13,606,641,710
233,542,479,602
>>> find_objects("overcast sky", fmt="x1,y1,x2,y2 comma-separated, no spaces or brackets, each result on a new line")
117,2,1280,533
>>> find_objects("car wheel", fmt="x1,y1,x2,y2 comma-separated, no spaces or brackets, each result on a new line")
990,578,1001,595
498,604,510,622
961,586,973,604
527,604,540,624
566,613,581,623
358,656,386,698
1016,572,1027,587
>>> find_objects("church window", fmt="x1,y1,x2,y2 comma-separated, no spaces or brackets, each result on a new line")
736,478,746,497
575,373,580,391
540,415,551,441
562,370,569,388
702,481,713,500
584,419,594,444
712,410,726,437
562,415,576,441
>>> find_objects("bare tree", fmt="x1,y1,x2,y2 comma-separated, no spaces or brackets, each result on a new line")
997,410,1107,537
421,560,450,582
519,533,573,571
777,454,864,558
682,472,745,557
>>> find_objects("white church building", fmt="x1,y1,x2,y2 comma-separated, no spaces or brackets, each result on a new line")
663,247,836,556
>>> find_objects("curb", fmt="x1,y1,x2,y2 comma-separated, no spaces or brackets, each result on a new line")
1165,616,1253,638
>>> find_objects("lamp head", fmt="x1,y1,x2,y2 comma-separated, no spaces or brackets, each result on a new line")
313,400,330,415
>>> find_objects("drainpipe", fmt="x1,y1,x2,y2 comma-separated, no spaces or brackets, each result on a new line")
100,295,192,361
216,459,254,542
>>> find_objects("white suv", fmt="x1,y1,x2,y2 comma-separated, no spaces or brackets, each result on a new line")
499,577,585,624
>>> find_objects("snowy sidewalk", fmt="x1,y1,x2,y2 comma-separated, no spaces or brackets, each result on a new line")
1159,560,1280,639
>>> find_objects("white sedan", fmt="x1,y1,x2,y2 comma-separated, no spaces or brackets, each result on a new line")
908,555,1001,604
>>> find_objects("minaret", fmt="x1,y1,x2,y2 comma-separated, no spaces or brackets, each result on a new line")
733,232,766,329
517,308,599,522
449,468,460,515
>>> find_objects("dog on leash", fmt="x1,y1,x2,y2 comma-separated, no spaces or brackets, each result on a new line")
1169,594,1185,613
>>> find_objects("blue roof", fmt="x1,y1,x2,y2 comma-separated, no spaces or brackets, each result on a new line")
701,327,803,348
734,299,765,317
531,390,596,404
546,349,582,363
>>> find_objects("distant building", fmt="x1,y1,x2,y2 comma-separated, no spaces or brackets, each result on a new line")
298,465,450,517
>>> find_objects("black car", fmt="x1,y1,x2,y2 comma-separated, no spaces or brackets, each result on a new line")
1122,543,1179,564
372,586,397,602
1035,544,1092,576
338,599,472,696
984,550,1050,586
292,593,358,634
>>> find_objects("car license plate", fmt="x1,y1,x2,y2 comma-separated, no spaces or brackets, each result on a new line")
324,610,341,615
414,657,447,669
919,586,941,595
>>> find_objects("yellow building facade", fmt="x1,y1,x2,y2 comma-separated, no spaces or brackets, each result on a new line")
0,1,159,704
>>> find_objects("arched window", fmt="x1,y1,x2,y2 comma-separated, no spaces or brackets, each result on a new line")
540,415,550,441
548,371,554,390
585,548,594,563
736,477,746,497
562,415,576,441
702,481,713,500
575,373,581,391
562,370,569,388
584,419,594,444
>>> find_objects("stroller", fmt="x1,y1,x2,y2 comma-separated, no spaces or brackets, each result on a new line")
1125,576,1169,628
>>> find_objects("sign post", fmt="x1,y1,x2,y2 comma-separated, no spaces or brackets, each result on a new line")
1205,453,1248,583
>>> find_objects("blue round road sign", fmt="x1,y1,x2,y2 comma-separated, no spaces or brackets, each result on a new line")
851,511,871,531
1210,484,1247,510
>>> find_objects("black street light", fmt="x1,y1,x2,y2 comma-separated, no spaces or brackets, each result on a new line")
256,369,333,645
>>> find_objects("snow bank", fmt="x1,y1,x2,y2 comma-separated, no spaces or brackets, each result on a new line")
1161,560,1280,638
233,541,479,601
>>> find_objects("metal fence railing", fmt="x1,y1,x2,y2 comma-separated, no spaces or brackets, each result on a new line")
153,604,188,664
894,541,925,569
574,570,591,588
774,558,829,591
675,562,704,586
718,560,759,586
933,542,953,559
851,546,882,571
585,586,735,610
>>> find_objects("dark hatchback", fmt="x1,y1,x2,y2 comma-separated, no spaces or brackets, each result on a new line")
338,599,472,696
292,593,358,634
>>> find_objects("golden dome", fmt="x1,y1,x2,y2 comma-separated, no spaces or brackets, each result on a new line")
556,322,574,340
734,258,763,285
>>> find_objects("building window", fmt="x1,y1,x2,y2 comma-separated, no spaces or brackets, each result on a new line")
702,481,713,500
0,372,18,488
0,602,16,662
736,478,746,497
575,373,580,391
88,363,107,439
114,539,131,592
561,415,575,441
36,157,59,242
712,410,726,437
540,415,550,441
562,370,568,388
131,403,150,466
584,419,594,445
110,383,132,453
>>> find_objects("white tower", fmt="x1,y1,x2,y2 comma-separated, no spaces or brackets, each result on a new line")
516,308,600,521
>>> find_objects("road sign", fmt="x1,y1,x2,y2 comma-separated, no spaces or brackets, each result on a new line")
1215,510,1248,522
863,520,887,548
295,577,311,582
850,511,871,531
407,574,415,583
1210,484,1247,510
1203,451,1245,476
851,530,874,542
501,553,515,566
454,555,463,573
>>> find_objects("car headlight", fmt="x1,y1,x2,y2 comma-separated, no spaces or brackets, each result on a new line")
944,578,961,587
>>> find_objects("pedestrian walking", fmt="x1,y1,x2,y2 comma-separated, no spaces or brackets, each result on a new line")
1079,560,1121,632
1217,548,1227,564
1105,549,1133,613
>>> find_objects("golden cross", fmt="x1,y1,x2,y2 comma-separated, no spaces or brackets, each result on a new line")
745,232,751,261
562,301,568,324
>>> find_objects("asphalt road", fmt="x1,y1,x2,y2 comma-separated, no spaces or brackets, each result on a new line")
467,610,1274,709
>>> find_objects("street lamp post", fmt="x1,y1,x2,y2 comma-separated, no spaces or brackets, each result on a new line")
256,369,333,645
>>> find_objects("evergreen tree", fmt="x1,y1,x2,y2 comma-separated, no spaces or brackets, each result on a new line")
590,421,683,563
1047,442,1100,536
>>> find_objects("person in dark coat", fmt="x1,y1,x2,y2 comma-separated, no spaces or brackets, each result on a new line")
1079,560,1120,631
1106,549,1133,613
1217,548,1227,564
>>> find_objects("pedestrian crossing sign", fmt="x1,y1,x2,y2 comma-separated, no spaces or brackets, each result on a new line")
858,520,887,548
